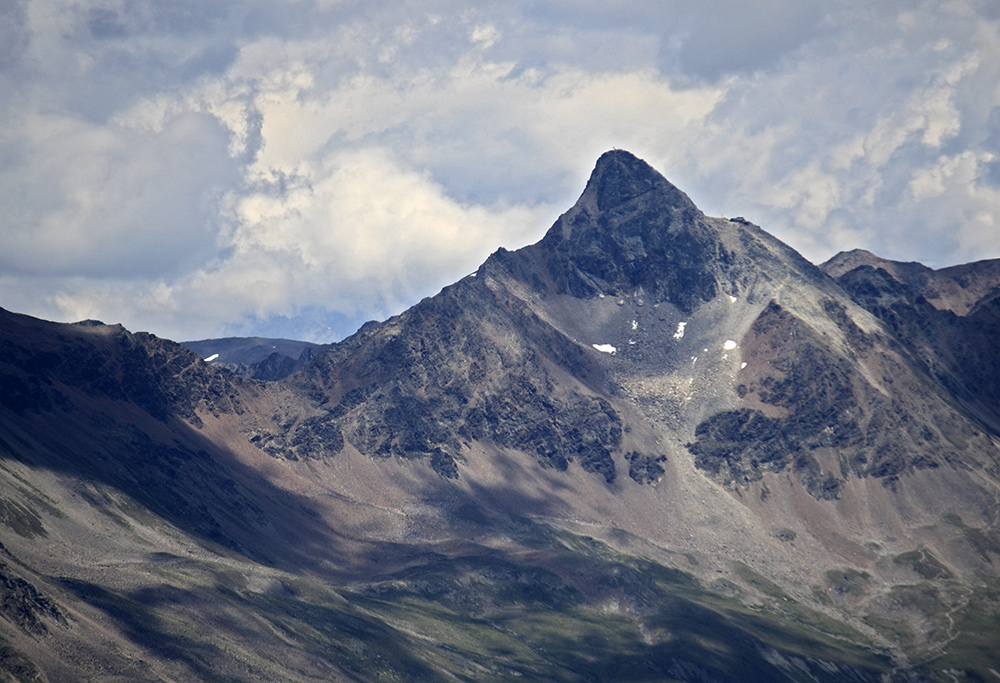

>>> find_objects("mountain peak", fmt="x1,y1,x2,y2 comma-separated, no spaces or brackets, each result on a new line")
583,150,697,213
530,150,718,310
820,249,885,279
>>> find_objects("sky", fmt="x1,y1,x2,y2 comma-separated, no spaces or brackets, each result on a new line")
2,0,999,343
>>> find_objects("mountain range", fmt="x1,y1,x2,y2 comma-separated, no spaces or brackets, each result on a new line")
1,150,999,681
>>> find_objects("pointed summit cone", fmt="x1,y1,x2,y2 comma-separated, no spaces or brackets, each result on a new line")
289,156,1000,677
576,149,699,215
473,149,829,318
529,150,721,311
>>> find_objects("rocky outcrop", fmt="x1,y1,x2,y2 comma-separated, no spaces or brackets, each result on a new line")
535,150,729,312
0,557,64,636
824,258,1000,434
289,274,624,479
687,298,976,495
0,309,247,423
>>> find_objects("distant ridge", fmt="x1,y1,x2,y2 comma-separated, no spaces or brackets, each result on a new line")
181,336,322,380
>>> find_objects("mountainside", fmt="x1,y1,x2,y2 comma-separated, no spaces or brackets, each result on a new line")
2,150,999,681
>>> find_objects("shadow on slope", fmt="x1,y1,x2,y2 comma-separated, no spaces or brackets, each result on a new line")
0,308,353,574
344,520,895,682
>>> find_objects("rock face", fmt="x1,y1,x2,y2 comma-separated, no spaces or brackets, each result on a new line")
535,150,724,310
1,150,1000,681
822,254,1000,435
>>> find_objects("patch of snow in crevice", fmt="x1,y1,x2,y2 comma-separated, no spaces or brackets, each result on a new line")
632,320,638,331
673,322,687,340
729,295,737,303
723,340,738,350
741,362,748,369
204,353,219,362
592,343,617,355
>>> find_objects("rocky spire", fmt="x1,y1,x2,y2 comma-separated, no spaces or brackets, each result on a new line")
534,150,720,311
581,149,698,214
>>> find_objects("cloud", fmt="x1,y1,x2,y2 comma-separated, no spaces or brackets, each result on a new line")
668,0,827,80
664,1,1000,265
1,0,998,341
0,109,239,278
224,146,550,315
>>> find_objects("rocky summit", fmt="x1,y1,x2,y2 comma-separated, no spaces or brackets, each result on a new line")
1,150,999,682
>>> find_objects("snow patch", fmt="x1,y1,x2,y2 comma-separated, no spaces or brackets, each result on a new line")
592,343,617,355
204,353,219,362
673,322,687,340
729,295,737,303
632,319,638,331
741,362,748,369
723,340,738,350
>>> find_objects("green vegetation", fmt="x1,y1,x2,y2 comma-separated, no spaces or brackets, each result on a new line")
892,548,953,580
335,531,893,681
825,568,870,597
727,563,875,647
862,614,914,646
924,576,1000,676
46,521,899,682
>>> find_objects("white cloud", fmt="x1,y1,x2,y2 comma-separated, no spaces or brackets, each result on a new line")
665,2,1000,265
226,146,548,312
0,108,238,278
470,23,501,49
